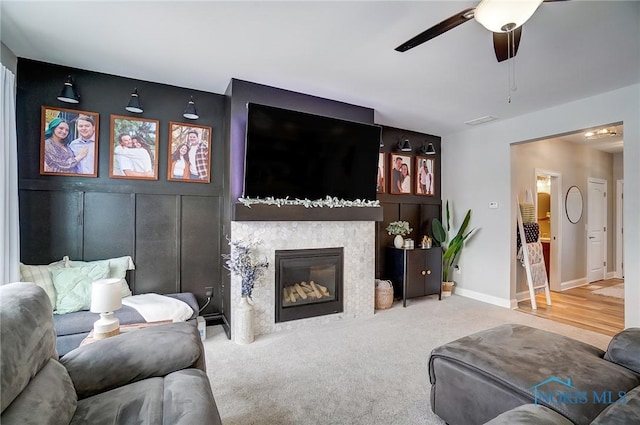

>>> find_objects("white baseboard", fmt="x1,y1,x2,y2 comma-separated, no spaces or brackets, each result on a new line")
560,277,587,291
606,271,617,279
454,287,513,309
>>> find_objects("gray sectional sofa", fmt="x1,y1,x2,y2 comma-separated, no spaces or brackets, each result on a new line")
0,282,222,425
429,324,640,425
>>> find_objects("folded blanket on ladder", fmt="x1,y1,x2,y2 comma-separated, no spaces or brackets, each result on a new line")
121,293,194,322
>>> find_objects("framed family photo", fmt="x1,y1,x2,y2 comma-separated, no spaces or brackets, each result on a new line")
415,156,435,196
167,122,211,183
40,106,99,177
109,115,159,180
376,152,385,193
389,153,412,194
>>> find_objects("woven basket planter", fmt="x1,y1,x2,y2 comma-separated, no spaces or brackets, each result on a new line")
375,279,394,310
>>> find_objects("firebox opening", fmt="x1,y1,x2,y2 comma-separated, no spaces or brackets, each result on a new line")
275,247,344,323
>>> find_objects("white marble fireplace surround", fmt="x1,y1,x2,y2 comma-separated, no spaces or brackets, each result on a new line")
230,221,376,340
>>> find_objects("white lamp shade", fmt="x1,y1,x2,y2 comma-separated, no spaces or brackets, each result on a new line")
90,278,122,313
474,0,543,33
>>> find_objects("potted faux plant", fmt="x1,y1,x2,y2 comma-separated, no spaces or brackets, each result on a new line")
432,201,476,296
386,221,413,249
222,238,269,344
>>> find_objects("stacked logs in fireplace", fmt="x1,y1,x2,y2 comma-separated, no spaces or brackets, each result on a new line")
283,280,331,305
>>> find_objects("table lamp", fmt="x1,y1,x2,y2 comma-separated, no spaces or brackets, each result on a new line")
90,278,123,340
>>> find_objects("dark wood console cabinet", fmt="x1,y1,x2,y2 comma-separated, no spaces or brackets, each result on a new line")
386,247,442,307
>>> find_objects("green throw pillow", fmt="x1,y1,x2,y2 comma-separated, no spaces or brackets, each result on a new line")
67,256,134,298
51,263,110,314
19,258,67,311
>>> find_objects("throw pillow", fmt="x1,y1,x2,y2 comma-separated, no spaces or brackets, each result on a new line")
67,256,134,298
19,258,68,310
51,263,110,314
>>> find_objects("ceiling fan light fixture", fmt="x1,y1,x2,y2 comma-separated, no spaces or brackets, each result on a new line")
474,0,543,33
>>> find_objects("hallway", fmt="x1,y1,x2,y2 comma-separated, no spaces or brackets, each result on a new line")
517,278,624,336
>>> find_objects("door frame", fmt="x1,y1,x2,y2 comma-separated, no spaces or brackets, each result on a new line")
587,177,607,283
616,179,624,278
535,168,562,291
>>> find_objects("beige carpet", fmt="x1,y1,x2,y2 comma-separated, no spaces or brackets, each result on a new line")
203,295,611,425
592,283,624,299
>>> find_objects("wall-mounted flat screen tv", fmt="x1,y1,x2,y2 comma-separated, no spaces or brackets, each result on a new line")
243,103,381,201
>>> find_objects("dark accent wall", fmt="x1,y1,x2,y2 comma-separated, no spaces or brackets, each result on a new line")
16,59,226,316
376,126,442,279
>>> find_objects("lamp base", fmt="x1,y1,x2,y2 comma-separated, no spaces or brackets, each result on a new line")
93,312,120,340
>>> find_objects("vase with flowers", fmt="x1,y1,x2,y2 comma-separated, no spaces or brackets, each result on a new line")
222,238,269,344
386,221,413,249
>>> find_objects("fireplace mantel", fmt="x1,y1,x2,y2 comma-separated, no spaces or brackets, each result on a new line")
232,203,383,222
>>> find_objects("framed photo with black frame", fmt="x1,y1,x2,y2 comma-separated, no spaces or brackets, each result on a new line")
415,156,435,196
389,153,412,194
109,115,159,180
40,106,99,177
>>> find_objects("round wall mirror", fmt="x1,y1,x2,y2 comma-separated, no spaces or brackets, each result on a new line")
565,186,583,224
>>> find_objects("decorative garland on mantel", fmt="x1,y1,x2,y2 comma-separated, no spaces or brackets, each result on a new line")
238,196,380,208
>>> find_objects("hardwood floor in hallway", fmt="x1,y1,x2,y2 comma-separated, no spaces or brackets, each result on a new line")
517,278,624,336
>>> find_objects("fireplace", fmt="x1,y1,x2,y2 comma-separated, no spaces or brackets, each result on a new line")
275,247,343,323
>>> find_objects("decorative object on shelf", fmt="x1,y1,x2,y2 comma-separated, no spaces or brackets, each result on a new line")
386,220,413,249
125,88,143,113
168,121,212,183
433,201,477,284
421,235,432,249
222,239,269,345
237,196,380,208
374,279,394,310
57,75,80,104
389,153,413,194
109,115,159,180
40,106,99,177
415,155,435,196
90,278,123,340
403,238,414,249
183,96,199,120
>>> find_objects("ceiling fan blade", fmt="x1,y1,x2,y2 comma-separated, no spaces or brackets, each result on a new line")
395,8,475,52
493,27,522,62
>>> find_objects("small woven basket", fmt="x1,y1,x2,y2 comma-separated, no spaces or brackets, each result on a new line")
375,279,394,310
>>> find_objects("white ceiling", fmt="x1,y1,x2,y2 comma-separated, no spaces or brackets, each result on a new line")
2,0,639,145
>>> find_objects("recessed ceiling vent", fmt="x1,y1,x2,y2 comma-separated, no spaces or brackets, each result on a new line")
464,115,498,126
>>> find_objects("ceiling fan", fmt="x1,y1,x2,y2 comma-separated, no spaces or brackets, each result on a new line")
395,0,567,62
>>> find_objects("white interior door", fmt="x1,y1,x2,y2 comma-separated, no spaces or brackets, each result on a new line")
587,178,607,283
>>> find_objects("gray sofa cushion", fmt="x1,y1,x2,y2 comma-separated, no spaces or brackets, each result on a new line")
484,404,573,425
70,370,221,425
591,385,640,425
604,328,640,374
1,360,77,425
60,322,204,399
429,324,640,425
0,283,58,412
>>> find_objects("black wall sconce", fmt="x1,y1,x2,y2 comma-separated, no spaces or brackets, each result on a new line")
183,96,199,120
420,142,436,155
57,75,80,104
396,137,412,152
125,88,143,113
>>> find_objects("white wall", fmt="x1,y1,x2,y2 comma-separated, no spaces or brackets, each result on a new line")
442,84,640,327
